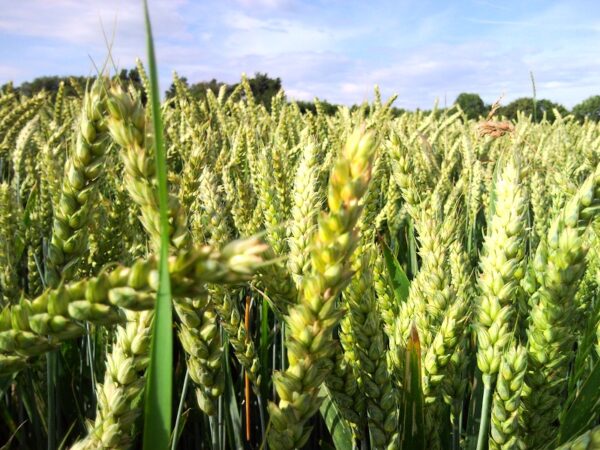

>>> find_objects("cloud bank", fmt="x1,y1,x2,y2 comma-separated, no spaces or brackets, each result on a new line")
1,0,599,109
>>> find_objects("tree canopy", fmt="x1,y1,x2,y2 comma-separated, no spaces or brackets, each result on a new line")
572,95,600,122
295,99,339,115
2,71,597,123
497,97,568,123
454,93,488,119
1,68,145,100
166,72,282,110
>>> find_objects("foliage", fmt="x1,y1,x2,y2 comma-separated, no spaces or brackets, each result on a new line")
295,99,339,115
166,72,282,110
455,92,488,119
0,69,145,100
572,95,600,122
0,62,600,450
498,97,568,122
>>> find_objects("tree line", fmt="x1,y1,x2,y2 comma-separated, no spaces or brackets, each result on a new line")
454,92,600,123
3,70,600,123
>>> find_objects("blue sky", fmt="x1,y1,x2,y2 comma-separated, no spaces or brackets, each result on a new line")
0,0,599,109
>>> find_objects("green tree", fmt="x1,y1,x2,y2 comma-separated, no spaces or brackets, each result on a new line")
295,99,338,115
245,72,282,109
7,69,144,100
455,92,487,119
17,75,88,98
390,107,407,117
498,97,568,123
572,95,600,122
117,68,144,92
166,73,282,110
165,76,189,100
189,78,228,100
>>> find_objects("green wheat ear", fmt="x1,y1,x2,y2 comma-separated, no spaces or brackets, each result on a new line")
475,158,528,450
2,22,600,450
267,128,377,450
46,78,110,288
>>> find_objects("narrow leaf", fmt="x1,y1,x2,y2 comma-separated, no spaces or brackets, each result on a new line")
223,337,244,450
259,297,271,405
558,359,600,444
142,1,173,449
400,324,425,450
319,385,354,450
16,187,37,261
556,425,600,450
381,240,410,303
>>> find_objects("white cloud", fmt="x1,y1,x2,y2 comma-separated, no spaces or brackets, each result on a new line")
234,0,291,8
0,0,188,43
0,0,196,89
285,87,313,101
220,12,358,57
1,0,600,109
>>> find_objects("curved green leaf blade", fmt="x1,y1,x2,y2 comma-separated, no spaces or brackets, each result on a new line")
400,324,425,450
141,1,173,449
319,385,354,450
558,359,600,444
381,241,410,303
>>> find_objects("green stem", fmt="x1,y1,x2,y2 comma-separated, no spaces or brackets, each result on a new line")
452,420,459,450
171,369,190,450
408,218,418,278
272,321,277,399
218,388,224,449
476,375,493,450
257,394,266,443
460,408,463,432
46,350,56,450
209,415,219,450
360,436,368,450
260,295,270,406
458,407,464,450
280,321,286,372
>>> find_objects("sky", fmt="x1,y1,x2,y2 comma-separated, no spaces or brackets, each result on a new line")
0,0,599,109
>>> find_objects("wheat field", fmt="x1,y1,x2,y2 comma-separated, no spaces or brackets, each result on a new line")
0,65,600,450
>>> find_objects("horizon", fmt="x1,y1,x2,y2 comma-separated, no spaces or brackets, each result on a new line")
1,0,599,109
